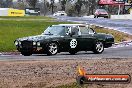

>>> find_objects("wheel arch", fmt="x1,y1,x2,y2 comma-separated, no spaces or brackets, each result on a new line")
95,38,105,46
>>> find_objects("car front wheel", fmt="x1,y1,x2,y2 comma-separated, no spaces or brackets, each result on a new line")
47,42,58,56
93,41,104,54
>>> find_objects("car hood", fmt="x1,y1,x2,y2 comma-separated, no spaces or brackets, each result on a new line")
16,35,59,41
100,12,108,14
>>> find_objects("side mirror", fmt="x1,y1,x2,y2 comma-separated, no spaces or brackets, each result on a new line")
94,31,97,34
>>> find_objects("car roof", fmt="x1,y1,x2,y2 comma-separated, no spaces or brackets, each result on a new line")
58,24,88,27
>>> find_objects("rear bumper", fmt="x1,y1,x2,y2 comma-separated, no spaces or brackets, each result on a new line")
104,42,114,48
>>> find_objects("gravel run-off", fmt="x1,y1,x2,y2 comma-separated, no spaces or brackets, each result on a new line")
0,58,132,88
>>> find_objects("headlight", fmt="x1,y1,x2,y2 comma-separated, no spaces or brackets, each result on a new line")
33,42,36,45
37,42,41,46
15,41,18,45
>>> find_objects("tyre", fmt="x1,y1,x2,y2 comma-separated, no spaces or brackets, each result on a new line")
94,15,98,18
93,41,104,54
21,52,32,56
46,42,58,56
104,16,108,18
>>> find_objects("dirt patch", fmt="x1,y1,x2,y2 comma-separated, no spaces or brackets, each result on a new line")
0,59,132,88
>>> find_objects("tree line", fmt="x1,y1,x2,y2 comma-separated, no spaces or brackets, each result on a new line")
0,0,131,16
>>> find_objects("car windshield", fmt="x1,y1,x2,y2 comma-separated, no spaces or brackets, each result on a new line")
42,26,66,35
98,9,107,12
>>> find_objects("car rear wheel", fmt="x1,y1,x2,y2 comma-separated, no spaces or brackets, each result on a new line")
104,16,109,18
94,15,98,18
47,42,58,56
93,41,104,54
21,52,32,56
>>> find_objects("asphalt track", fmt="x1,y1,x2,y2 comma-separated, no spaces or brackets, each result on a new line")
0,17,132,60
0,46,132,61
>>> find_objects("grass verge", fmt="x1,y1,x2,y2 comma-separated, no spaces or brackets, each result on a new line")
54,83,80,88
55,82,110,88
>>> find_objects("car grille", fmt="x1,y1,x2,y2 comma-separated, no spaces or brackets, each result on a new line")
100,14,108,16
21,41,33,48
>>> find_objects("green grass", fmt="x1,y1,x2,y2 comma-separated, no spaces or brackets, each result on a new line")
54,83,79,88
55,82,107,88
54,83,92,88
0,18,71,52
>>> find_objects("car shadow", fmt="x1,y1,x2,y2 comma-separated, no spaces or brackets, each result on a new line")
31,51,100,56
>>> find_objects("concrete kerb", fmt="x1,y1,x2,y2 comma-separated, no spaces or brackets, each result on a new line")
0,52,21,55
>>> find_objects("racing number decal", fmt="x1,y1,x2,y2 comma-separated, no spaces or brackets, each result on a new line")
70,39,77,48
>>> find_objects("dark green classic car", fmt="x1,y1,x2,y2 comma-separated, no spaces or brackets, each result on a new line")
14,24,114,56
